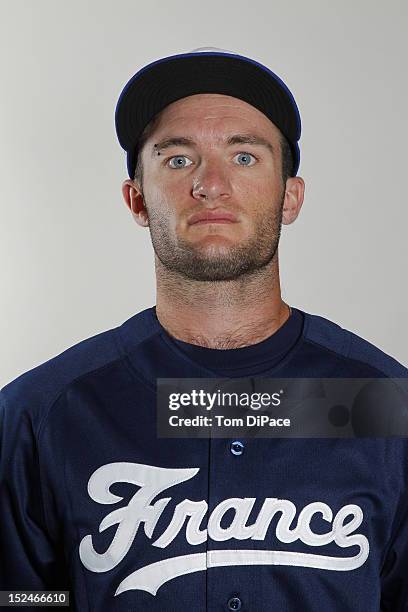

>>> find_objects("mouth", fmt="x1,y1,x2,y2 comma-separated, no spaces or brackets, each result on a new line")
192,219,235,225
188,210,239,225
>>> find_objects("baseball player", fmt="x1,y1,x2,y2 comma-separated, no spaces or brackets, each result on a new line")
1,47,408,611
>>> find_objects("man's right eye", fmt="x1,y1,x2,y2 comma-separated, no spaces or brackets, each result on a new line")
167,156,193,169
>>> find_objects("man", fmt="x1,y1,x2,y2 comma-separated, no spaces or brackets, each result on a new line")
1,48,407,611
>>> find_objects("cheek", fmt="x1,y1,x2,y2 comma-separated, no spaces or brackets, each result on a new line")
237,175,278,206
147,170,190,202
144,182,173,212
142,184,181,232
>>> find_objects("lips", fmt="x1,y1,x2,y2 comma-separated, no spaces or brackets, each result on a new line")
188,210,238,225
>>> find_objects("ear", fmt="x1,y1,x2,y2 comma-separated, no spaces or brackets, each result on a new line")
121,179,149,227
282,176,305,225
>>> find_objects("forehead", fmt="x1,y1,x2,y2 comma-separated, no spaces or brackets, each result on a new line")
149,93,282,141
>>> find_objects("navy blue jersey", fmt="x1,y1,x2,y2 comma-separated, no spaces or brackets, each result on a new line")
1,306,408,611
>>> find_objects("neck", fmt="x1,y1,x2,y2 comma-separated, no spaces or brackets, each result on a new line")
154,253,290,350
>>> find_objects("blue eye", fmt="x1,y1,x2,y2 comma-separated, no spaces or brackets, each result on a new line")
168,156,193,169
234,152,256,166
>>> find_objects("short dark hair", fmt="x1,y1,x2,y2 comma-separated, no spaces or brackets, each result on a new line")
133,114,294,187
279,132,295,185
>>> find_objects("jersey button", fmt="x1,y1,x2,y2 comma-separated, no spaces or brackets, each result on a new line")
227,596,242,610
230,440,244,456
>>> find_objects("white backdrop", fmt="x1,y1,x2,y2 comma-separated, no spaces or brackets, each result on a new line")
1,0,407,386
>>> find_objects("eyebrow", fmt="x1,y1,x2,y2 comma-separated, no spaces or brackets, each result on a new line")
151,134,276,156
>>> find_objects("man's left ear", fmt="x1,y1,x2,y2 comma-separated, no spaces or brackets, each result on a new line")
282,176,305,225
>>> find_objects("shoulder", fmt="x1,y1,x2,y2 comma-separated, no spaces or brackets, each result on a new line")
301,309,408,377
0,306,156,428
0,326,119,425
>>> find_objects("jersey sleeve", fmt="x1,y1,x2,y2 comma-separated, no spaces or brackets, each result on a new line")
0,390,69,590
380,484,408,611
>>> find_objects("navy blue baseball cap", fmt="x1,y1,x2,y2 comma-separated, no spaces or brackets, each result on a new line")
115,47,301,179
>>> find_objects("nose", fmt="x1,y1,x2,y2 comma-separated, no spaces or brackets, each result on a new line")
191,159,232,203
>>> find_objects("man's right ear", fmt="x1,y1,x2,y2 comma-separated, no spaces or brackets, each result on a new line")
121,180,149,227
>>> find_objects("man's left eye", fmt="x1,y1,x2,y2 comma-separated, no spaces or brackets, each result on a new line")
234,152,257,166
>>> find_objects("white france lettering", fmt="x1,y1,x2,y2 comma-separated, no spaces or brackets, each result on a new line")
78,461,370,596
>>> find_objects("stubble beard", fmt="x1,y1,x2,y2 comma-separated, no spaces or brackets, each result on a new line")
143,191,285,282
